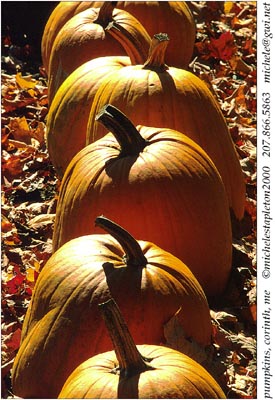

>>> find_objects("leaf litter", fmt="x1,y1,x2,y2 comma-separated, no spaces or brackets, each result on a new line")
1,2,256,398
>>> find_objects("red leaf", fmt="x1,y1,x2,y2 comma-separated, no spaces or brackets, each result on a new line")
4,267,25,295
5,328,22,351
208,31,237,61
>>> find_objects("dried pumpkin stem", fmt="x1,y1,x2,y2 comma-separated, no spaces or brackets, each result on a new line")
99,298,154,378
95,216,147,267
106,21,151,65
95,104,148,157
94,1,117,28
143,32,170,71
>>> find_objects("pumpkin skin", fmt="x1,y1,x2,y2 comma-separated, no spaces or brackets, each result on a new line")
41,1,195,74
46,19,150,177
47,4,151,103
11,218,212,399
58,299,225,399
59,346,226,399
87,33,245,220
41,1,94,74
52,105,232,296
93,1,196,69
46,57,130,176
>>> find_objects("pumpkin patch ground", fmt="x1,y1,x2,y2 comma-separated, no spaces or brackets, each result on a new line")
2,2,256,399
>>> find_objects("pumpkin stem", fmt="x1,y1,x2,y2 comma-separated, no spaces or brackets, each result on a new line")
95,216,147,267
99,298,154,378
95,104,148,157
94,2,117,28
106,21,151,65
142,33,170,72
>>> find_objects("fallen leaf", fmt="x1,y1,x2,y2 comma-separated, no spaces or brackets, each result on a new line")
9,116,31,144
211,310,238,325
25,263,40,283
2,154,24,180
208,31,237,61
229,55,253,74
1,322,17,336
27,213,55,231
15,72,38,90
30,121,46,143
3,328,21,352
1,215,14,233
3,270,25,295
227,372,256,398
224,2,235,14
231,16,254,29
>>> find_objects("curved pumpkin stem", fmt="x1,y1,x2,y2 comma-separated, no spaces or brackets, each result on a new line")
143,32,170,72
106,21,151,65
99,298,154,378
95,104,148,157
93,2,117,28
95,215,147,267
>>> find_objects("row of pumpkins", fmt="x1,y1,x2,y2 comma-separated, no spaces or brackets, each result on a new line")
12,2,246,399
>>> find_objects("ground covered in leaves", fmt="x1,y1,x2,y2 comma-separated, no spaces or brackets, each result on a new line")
1,2,256,398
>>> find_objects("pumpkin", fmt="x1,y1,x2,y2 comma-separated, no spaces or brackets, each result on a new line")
47,2,151,103
42,1,195,74
52,105,232,296
58,298,226,399
12,216,212,399
41,1,94,74
46,20,150,177
87,32,245,220
92,1,196,69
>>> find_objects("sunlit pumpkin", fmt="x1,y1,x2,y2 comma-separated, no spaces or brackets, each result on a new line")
53,105,232,296
92,1,196,69
12,216,212,399
58,298,226,399
47,2,150,103
41,1,195,74
41,1,94,73
46,20,150,176
86,32,245,219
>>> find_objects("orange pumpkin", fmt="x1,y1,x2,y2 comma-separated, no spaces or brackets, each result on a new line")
52,105,232,296
41,2,94,73
86,33,245,219
12,216,212,399
41,1,195,74
58,298,226,399
46,20,150,176
93,1,196,68
47,2,150,103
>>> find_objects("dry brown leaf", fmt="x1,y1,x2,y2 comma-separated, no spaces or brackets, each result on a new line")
227,372,256,398
229,55,253,74
231,16,254,29
27,213,55,231
31,121,46,143
2,152,24,179
2,95,37,113
211,310,238,325
8,116,32,144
